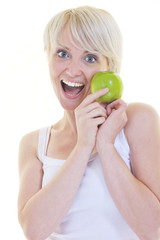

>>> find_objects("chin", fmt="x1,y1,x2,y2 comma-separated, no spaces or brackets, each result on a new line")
59,91,88,111
60,100,81,111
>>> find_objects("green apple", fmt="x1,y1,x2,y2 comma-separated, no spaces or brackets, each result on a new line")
90,71,123,103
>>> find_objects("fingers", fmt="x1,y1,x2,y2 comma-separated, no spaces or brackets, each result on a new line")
83,102,103,112
88,107,107,119
84,102,106,115
76,102,107,122
106,99,127,115
80,88,109,107
92,116,106,126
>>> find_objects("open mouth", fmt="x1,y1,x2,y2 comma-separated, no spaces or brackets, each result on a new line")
61,79,85,97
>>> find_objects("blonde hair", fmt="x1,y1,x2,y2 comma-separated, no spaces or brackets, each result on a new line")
43,6,123,73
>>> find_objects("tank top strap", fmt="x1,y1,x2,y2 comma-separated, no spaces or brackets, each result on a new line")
38,126,51,163
114,128,131,168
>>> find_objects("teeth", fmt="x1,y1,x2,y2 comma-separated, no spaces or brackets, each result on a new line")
62,80,84,87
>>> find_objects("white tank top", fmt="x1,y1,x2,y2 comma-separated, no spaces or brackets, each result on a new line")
38,127,139,240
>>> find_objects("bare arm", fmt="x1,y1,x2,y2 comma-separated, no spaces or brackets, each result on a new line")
96,101,160,240
18,133,91,240
18,89,108,240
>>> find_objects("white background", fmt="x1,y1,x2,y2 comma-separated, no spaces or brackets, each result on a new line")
0,0,160,239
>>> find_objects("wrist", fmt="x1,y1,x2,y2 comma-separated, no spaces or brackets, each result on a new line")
75,142,93,157
97,142,115,157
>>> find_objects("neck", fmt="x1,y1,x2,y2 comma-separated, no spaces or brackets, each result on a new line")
57,109,97,154
61,109,77,135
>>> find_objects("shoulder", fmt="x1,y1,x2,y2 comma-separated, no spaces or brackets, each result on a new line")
124,102,160,147
18,129,45,216
125,102,159,135
19,129,40,156
18,129,42,174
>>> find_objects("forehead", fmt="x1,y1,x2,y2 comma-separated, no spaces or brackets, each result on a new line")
57,27,83,50
56,25,98,54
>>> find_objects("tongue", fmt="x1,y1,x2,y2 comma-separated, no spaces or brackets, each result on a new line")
64,85,83,96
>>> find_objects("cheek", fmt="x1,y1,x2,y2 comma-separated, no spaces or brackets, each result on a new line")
48,62,59,90
49,62,65,91
86,66,107,85
49,60,62,77
87,60,108,83
49,54,66,74
101,58,109,71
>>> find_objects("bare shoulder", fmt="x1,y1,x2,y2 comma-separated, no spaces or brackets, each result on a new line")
18,129,43,213
125,102,160,145
19,129,40,158
124,103,160,200
126,102,159,124
18,129,41,176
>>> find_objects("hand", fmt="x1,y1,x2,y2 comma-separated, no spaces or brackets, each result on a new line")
74,88,108,151
96,99,128,151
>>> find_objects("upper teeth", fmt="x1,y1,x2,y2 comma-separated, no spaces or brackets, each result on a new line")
62,80,84,87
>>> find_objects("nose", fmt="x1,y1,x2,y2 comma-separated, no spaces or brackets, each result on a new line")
66,60,82,77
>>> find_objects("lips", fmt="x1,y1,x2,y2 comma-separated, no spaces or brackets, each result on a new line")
61,79,85,98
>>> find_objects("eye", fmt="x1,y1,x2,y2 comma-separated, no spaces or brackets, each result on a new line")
85,54,97,63
57,49,70,59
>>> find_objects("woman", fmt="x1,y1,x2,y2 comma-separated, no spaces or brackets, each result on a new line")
18,6,160,240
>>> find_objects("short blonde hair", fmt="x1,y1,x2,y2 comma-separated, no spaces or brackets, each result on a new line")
43,6,122,73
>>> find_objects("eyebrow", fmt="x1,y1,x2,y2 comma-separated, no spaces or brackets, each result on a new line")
56,43,99,55
56,42,70,51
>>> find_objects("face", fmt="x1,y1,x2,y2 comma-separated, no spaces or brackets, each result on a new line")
48,27,108,110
